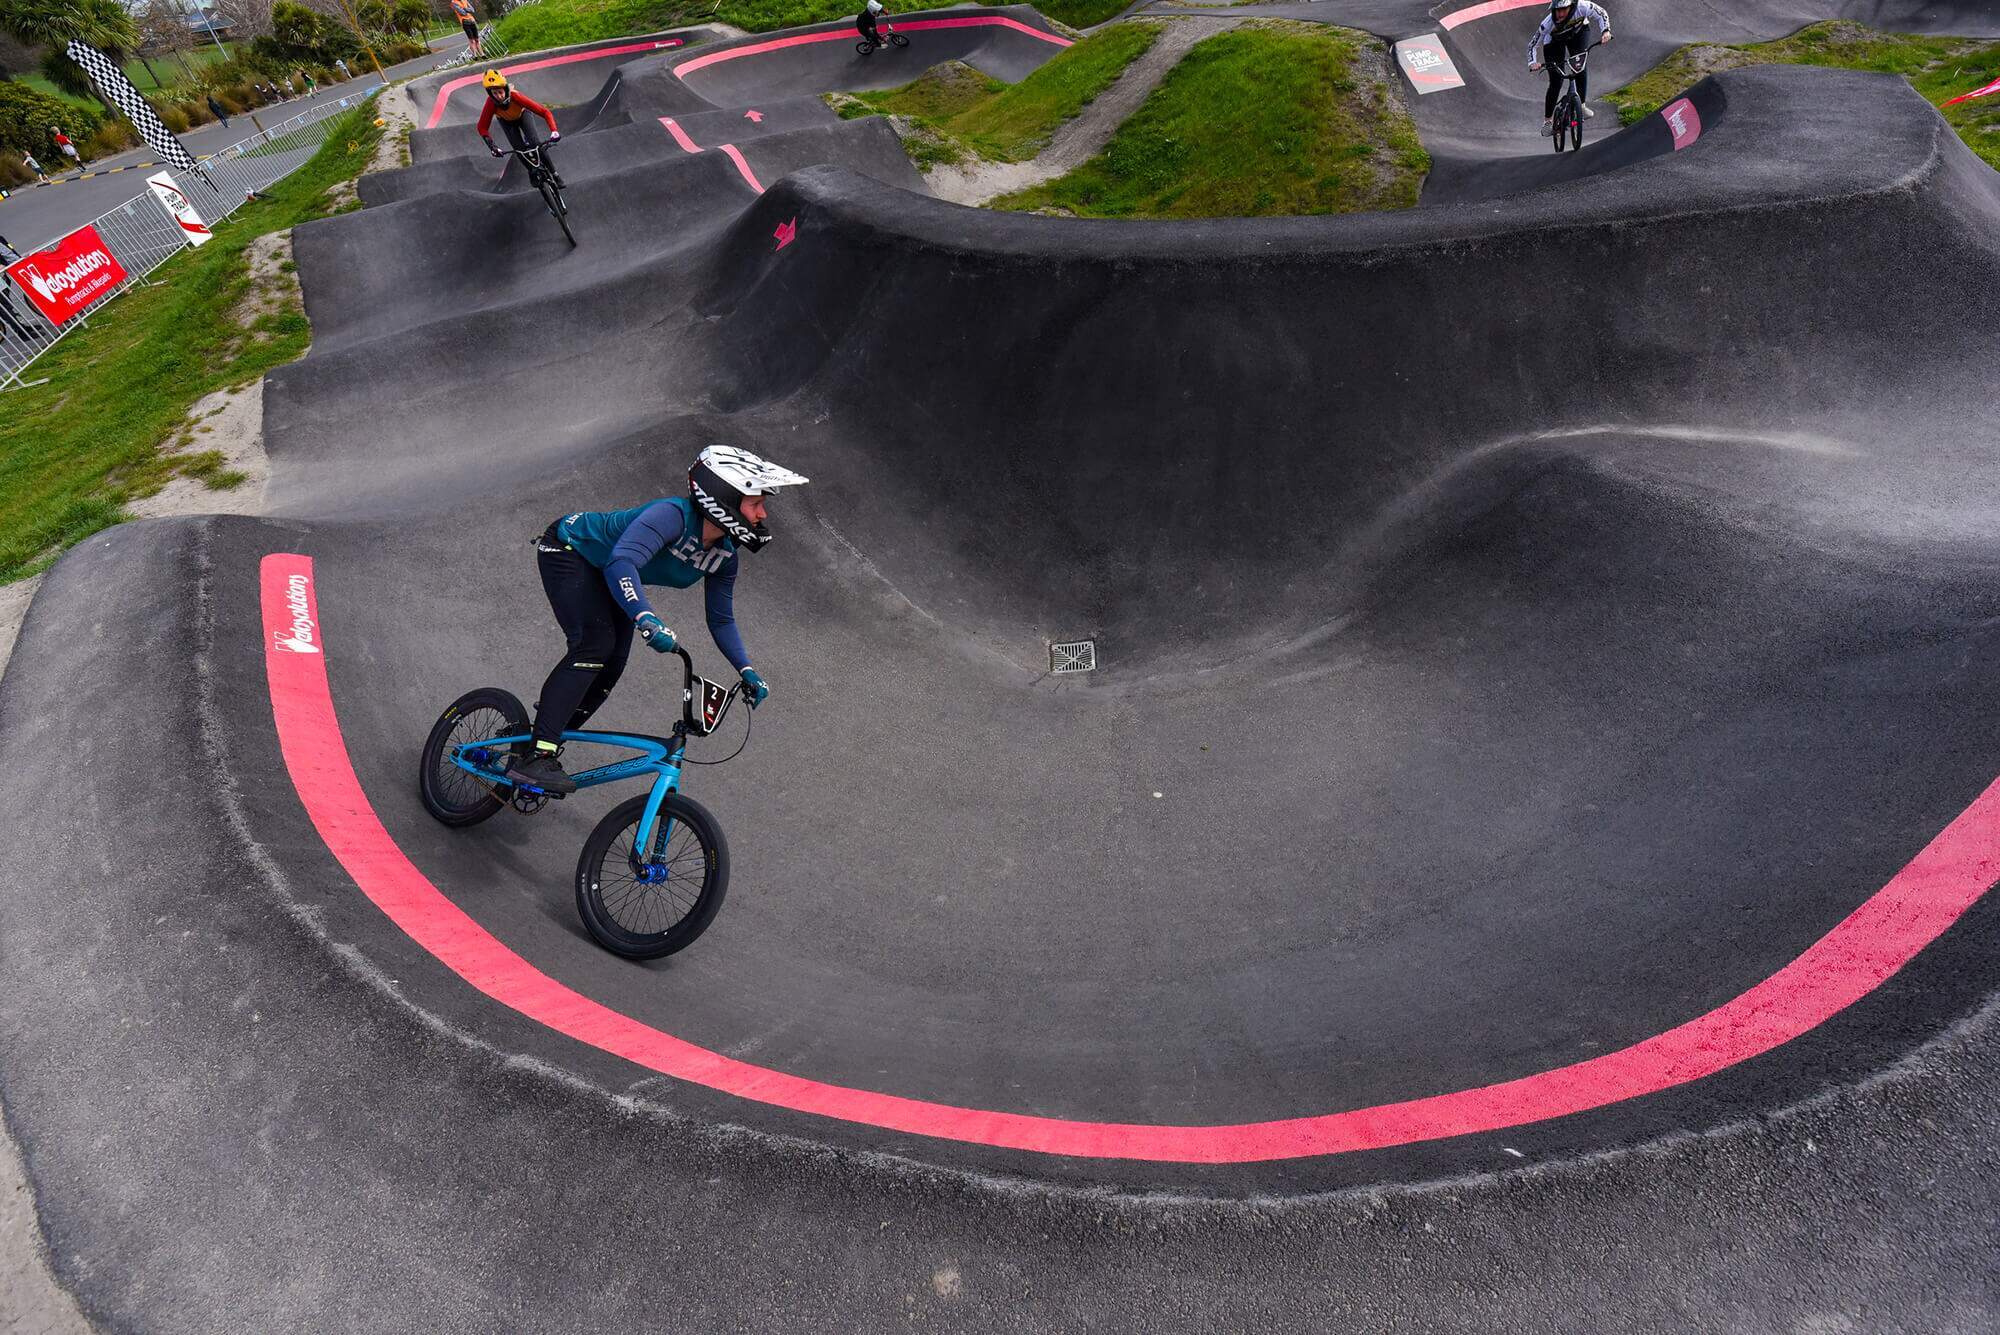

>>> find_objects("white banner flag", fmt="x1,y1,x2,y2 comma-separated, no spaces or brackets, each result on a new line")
146,172,212,247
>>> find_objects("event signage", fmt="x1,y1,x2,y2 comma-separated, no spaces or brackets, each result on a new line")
1393,35,1466,94
4,224,128,325
146,171,212,247
1661,97,1702,151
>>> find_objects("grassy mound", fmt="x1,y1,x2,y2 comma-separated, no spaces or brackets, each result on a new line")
994,22,1427,219
496,0,1121,54
835,22,1161,166
0,110,382,586
1608,21,2000,169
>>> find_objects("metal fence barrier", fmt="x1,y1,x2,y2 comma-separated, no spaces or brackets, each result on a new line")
433,24,513,70
1,86,382,391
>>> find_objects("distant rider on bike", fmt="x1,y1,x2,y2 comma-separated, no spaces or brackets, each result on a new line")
857,0,889,50
477,70,561,183
506,446,809,795
1529,0,1612,137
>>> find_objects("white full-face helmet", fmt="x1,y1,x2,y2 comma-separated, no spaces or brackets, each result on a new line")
689,445,809,552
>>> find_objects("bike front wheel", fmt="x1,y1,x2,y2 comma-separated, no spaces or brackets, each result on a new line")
889,32,908,47
1568,114,1583,152
419,686,529,827
576,791,729,959
540,176,575,246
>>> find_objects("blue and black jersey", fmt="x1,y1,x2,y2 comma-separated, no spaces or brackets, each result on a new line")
556,498,750,671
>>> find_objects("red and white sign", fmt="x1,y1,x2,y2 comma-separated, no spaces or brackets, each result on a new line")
146,171,212,247
4,224,127,326
1661,97,1702,152
1393,35,1466,94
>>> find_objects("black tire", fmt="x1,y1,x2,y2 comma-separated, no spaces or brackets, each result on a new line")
540,176,575,246
1568,112,1583,152
889,32,908,47
420,687,529,827
856,38,874,53
576,792,729,959
1552,103,1569,152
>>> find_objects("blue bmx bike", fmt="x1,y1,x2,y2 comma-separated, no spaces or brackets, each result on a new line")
418,645,745,959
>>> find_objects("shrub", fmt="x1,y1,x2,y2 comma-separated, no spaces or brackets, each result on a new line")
81,119,139,159
0,81,106,159
158,103,192,133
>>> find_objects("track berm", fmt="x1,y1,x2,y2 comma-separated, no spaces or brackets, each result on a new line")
4,2,1999,1327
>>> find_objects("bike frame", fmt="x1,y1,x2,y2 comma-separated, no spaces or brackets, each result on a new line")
446,645,738,858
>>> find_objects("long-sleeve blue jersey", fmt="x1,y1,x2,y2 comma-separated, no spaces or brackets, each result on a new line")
556,498,751,671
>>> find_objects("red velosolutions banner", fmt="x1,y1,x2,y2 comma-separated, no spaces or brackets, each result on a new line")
5,224,127,326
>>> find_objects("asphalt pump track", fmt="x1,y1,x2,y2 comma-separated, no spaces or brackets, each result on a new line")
5,2,2000,1326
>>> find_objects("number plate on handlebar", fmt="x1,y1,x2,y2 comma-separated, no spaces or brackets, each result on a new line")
689,676,732,736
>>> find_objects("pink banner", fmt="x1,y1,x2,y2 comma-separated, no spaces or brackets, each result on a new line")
1944,73,2000,107
1661,97,1702,151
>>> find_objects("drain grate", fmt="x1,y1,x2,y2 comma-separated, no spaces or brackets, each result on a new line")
1050,638,1097,674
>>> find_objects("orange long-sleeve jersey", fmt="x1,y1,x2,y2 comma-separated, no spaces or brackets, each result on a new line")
476,92,557,138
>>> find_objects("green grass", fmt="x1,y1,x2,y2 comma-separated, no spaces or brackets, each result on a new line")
1607,21,2000,169
494,0,1122,55
19,41,245,104
0,109,382,586
994,22,1428,219
837,22,1159,165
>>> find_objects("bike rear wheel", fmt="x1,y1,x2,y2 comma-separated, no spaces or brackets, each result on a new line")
576,792,729,959
419,687,529,827
539,175,575,246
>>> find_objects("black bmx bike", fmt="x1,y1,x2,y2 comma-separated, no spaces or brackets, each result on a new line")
508,141,573,246
857,23,908,54
1544,37,1606,154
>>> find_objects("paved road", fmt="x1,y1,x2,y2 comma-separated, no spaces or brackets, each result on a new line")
0,33,469,253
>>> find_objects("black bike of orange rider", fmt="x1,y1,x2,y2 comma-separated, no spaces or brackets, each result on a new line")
477,70,561,181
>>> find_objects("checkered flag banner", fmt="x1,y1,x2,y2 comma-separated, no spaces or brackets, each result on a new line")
65,40,203,174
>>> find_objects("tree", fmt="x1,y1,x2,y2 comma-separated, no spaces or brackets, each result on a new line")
135,0,198,84
355,0,387,33
268,0,320,53
212,0,274,40
391,0,425,36
0,0,144,100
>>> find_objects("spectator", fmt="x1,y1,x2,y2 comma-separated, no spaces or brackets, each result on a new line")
335,57,351,80
20,151,47,183
281,75,295,96
298,68,317,95
50,126,79,169
452,0,483,59
0,235,51,348
207,94,230,128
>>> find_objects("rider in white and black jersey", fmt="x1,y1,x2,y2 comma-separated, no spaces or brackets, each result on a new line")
1528,0,1613,136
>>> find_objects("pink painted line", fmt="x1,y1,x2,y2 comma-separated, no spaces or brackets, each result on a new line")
1944,72,2000,106
659,116,701,152
424,38,685,128
715,143,765,193
262,553,2000,1163
1440,0,1547,30
673,16,1069,81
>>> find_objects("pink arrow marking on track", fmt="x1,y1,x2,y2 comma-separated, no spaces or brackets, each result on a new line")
745,108,764,122
774,218,797,250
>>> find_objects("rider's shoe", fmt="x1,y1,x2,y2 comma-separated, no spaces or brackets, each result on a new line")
506,747,578,795
1541,116,1554,136
1582,105,1595,118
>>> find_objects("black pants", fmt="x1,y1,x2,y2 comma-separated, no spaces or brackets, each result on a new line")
532,523,633,745
500,116,555,174
1543,30,1590,116
857,16,880,43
